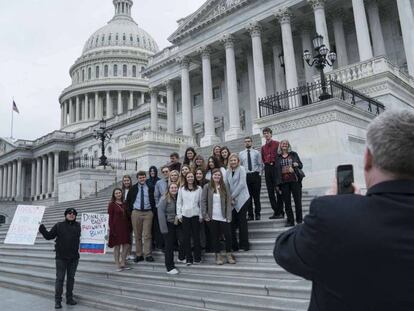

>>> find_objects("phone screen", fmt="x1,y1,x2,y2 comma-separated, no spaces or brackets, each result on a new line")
337,165,354,194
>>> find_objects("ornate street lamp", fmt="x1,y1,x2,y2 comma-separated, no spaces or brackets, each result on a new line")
93,119,113,167
303,33,337,100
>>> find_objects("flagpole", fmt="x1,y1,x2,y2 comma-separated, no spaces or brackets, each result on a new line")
10,97,14,139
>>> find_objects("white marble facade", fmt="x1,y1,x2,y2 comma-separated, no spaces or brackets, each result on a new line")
1,0,414,201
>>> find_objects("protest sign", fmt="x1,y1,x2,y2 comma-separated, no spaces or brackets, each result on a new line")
80,213,109,254
4,205,46,245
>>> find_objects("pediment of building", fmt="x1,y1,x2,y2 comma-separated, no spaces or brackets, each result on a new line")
168,0,252,44
0,138,16,156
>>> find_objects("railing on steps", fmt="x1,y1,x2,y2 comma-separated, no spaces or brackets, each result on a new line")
258,80,385,118
59,156,138,173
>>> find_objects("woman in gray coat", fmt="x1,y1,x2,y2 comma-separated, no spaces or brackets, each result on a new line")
226,153,250,251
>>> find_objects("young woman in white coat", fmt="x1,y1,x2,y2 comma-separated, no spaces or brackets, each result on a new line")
226,153,250,251
177,172,202,265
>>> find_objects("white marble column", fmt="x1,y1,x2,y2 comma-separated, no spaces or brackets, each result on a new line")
69,99,74,124
84,94,89,120
11,161,16,198
0,166,3,198
47,153,53,194
276,9,299,92
272,43,286,92
62,102,67,126
141,92,145,105
165,81,175,134
247,22,267,103
7,163,12,198
106,91,113,118
247,51,257,117
31,160,36,198
54,152,59,195
397,0,414,76
36,157,41,197
3,165,8,198
367,0,386,56
117,91,123,115
41,155,47,196
60,104,64,128
300,25,315,83
150,89,158,132
76,96,80,122
308,0,330,49
128,91,134,110
332,9,349,67
352,0,373,61
21,164,26,199
199,46,220,146
16,159,22,198
222,34,243,140
95,93,99,119
179,57,193,137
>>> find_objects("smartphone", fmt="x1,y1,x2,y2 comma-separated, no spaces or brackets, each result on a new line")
336,164,354,195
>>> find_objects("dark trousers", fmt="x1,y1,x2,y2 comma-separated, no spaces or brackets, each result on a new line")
182,216,201,263
55,258,79,303
264,164,284,215
246,172,261,217
208,220,232,253
231,201,249,251
152,208,165,250
280,182,303,224
163,222,178,272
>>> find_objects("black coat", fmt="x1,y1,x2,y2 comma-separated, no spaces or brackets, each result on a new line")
274,180,414,311
39,220,81,260
126,182,156,213
275,151,303,185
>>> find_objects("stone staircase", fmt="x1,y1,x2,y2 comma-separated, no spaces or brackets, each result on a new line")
0,176,312,311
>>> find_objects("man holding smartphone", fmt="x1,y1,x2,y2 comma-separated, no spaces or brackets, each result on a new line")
274,110,414,310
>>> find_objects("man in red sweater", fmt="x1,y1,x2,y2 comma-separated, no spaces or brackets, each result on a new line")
261,127,284,219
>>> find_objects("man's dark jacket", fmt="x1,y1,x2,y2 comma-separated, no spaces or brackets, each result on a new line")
39,220,81,259
274,180,414,311
126,182,156,213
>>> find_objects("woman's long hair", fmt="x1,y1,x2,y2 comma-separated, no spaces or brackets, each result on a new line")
165,183,178,203
209,168,227,199
179,164,192,185
228,153,241,170
168,170,180,186
195,168,208,187
182,172,197,192
122,175,132,190
183,147,197,165
194,154,206,171
111,187,124,203
277,140,292,154
207,156,221,172
220,146,231,167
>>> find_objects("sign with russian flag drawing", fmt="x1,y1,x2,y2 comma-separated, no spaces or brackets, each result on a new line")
80,213,109,254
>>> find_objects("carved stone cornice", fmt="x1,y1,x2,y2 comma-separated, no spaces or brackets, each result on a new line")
275,8,293,25
176,56,191,69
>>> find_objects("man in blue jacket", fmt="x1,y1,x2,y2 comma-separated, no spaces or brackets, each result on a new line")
274,109,414,311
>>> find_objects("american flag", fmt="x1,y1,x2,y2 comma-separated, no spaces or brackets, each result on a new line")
12,100,19,114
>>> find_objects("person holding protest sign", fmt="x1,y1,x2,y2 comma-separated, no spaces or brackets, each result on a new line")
39,208,81,309
108,188,133,272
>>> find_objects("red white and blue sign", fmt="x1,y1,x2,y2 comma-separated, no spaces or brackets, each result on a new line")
80,213,109,255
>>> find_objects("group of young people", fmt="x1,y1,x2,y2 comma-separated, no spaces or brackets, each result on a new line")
107,128,304,274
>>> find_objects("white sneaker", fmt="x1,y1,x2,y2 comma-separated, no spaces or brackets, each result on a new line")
127,255,135,260
177,259,186,264
167,268,179,275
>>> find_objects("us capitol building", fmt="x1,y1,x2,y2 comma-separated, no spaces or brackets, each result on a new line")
0,0,414,207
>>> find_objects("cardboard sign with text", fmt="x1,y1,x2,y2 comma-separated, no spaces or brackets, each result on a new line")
5,205,46,245
80,213,109,254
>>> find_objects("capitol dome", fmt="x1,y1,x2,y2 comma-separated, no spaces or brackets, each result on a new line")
82,0,159,55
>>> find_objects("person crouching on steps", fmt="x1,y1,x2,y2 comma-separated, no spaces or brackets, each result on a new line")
39,208,81,309
108,188,133,272
201,168,236,265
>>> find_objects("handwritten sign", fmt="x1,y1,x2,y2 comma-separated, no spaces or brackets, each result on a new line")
5,205,46,245
80,213,109,254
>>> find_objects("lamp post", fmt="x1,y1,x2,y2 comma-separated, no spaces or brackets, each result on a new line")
303,34,337,100
93,119,113,167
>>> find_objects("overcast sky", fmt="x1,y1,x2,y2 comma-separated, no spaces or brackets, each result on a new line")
0,0,205,141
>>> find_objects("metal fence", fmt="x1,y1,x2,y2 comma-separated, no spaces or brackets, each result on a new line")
258,80,385,118
60,156,138,173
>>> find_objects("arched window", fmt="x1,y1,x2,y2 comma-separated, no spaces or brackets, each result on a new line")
109,34,112,42
95,66,100,79
0,215,5,225
123,33,126,41
113,64,118,77
95,37,99,45
123,64,127,77
104,65,108,77
101,35,105,42
76,71,79,83
82,69,85,81
88,67,92,80
116,34,119,41
132,65,137,77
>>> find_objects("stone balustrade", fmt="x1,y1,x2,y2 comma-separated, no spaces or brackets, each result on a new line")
148,46,180,66
321,57,414,87
125,131,196,147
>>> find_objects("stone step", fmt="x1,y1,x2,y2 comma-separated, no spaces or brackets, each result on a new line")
0,267,309,311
